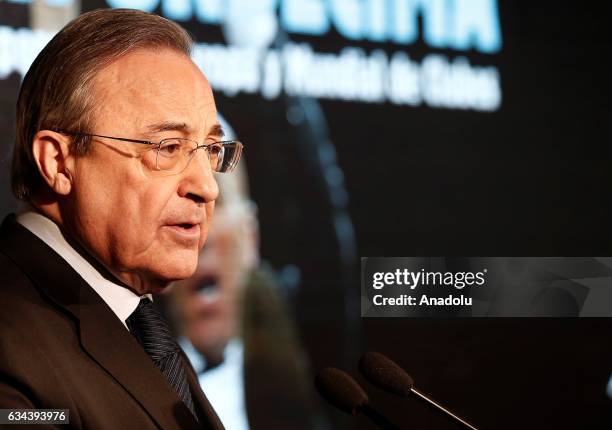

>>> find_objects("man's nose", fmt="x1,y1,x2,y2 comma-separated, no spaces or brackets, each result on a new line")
177,148,219,204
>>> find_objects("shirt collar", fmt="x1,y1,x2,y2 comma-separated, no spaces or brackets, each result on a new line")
17,211,150,329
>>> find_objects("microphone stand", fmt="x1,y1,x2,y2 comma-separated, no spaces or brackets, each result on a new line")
411,387,478,430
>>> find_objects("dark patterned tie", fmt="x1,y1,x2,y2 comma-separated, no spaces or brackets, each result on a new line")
126,298,197,419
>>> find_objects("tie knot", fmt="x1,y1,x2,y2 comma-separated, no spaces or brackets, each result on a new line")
127,298,179,362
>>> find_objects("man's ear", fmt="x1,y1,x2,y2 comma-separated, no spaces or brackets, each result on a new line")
31,130,75,196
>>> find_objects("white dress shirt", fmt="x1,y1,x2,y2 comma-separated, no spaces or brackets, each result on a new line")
17,211,149,329
181,338,250,430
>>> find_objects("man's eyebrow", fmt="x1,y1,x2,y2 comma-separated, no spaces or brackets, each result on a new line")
145,121,193,135
208,123,225,139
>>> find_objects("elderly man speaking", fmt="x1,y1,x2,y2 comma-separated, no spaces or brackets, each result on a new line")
0,8,242,429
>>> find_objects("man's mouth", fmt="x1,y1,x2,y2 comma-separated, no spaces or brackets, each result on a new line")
177,223,195,229
164,223,201,239
194,275,220,303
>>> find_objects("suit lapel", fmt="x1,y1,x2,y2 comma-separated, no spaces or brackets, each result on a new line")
181,348,225,429
78,286,204,430
0,215,221,430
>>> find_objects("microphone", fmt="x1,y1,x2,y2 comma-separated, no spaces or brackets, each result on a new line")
359,352,478,430
315,367,399,430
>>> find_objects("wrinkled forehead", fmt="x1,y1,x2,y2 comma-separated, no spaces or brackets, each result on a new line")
89,47,217,137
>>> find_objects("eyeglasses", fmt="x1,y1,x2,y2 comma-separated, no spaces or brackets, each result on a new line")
54,130,243,174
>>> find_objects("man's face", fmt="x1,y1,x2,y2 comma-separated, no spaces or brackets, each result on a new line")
64,48,219,293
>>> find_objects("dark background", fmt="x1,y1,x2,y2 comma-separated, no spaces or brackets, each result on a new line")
217,4,612,427
1,1,611,428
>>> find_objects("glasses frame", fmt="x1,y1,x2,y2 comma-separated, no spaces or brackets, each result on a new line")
52,129,243,173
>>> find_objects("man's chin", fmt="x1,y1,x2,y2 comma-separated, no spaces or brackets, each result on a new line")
191,329,231,363
157,251,200,280
142,266,198,295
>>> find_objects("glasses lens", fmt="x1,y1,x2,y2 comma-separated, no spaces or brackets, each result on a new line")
207,142,223,172
214,141,243,173
156,138,196,172
155,139,243,174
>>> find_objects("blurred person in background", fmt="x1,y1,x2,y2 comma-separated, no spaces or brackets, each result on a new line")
167,123,326,430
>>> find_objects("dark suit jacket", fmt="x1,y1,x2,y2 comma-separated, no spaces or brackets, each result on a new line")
0,215,224,430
